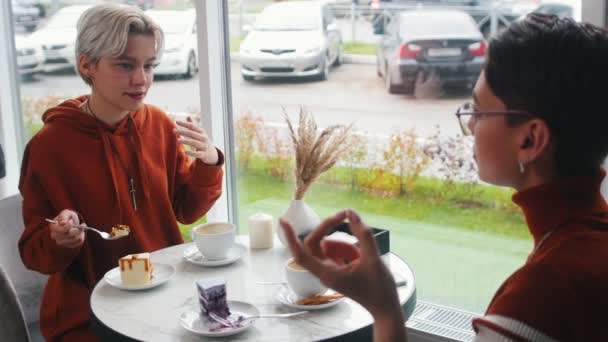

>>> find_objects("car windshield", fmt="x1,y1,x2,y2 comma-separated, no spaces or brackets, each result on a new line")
400,12,479,36
45,12,82,29
147,12,191,34
254,5,319,31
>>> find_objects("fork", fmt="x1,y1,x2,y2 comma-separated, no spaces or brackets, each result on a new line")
44,218,125,241
209,311,308,328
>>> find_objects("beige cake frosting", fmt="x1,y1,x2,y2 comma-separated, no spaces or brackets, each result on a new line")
119,253,152,286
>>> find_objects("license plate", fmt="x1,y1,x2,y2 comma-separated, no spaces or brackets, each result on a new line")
265,61,290,68
427,48,461,57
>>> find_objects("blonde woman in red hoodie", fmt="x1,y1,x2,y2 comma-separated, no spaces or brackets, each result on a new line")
282,14,608,342
18,4,223,341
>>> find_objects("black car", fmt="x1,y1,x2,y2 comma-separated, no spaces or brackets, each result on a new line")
370,0,479,33
376,9,486,94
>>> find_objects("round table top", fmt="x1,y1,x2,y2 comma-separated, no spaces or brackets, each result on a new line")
90,236,416,341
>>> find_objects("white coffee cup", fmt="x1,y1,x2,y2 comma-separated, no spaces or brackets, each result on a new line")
191,222,236,260
284,258,327,298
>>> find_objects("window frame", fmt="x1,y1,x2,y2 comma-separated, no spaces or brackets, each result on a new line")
0,0,26,198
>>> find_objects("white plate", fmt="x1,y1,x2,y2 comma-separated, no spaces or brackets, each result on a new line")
103,263,175,290
276,285,345,310
183,243,246,267
179,300,259,337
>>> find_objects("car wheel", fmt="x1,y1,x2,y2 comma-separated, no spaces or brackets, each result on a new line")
242,74,254,81
183,52,196,79
333,49,342,67
385,66,402,94
318,57,330,81
25,25,36,32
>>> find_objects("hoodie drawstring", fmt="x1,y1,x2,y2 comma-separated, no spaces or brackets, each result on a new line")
127,116,151,203
97,127,124,223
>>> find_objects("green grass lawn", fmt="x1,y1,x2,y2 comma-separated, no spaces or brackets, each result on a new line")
181,165,527,241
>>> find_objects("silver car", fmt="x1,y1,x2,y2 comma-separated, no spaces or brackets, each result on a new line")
239,1,342,81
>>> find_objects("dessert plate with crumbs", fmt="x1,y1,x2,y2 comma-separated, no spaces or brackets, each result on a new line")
180,300,259,337
103,263,175,290
276,285,345,310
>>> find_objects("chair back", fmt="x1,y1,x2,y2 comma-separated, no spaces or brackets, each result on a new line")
0,264,30,342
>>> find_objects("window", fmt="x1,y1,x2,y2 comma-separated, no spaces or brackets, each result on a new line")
229,0,531,318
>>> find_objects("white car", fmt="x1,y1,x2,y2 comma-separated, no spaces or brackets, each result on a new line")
145,9,198,78
14,34,44,78
12,1,40,32
238,1,342,81
28,5,91,69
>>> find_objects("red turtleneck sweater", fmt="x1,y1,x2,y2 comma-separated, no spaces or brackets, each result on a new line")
472,172,608,341
18,96,224,341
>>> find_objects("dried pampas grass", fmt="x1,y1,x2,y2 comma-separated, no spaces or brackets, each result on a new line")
284,106,352,200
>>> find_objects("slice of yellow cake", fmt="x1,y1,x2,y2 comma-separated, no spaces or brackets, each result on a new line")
119,253,152,286
111,224,130,238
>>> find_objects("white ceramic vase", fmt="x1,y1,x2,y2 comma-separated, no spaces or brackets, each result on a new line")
277,200,321,246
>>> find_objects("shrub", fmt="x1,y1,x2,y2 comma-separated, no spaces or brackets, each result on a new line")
383,128,430,195
235,110,263,170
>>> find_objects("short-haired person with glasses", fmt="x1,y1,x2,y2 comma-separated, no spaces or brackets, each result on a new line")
281,14,608,341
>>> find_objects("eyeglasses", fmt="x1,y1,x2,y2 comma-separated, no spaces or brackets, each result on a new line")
454,102,533,136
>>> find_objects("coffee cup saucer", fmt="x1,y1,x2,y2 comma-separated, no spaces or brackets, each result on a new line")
183,243,246,267
276,284,345,310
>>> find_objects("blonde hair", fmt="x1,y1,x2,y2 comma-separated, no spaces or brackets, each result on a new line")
75,3,164,85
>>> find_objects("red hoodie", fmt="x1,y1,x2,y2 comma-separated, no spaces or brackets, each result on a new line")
18,96,223,341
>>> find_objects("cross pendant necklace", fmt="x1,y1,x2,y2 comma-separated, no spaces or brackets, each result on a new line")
129,177,137,211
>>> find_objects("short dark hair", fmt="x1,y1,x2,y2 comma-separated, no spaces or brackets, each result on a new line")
485,14,608,177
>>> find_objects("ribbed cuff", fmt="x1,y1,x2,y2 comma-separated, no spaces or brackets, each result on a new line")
191,150,224,186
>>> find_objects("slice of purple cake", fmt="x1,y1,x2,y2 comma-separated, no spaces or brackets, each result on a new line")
196,277,231,319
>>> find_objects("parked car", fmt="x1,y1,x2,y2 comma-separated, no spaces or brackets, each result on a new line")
370,0,537,37
28,5,91,69
527,0,581,21
12,1,40,32
376,9,486,94
14,34,45,78
370,0,478,32
14,0,48,17
145,9,198,78
238,0,342,81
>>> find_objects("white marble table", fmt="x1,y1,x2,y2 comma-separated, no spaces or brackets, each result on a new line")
90,236,416,342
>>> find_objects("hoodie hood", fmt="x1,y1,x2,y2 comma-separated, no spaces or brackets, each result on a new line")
43,95,152,221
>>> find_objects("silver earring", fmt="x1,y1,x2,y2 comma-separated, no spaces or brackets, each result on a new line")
519,161,525,174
